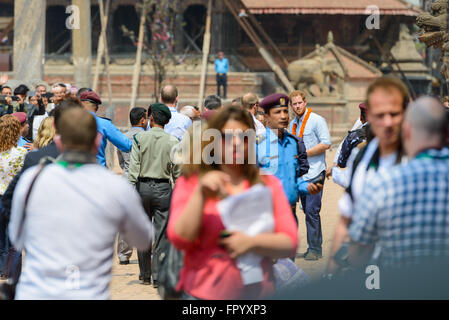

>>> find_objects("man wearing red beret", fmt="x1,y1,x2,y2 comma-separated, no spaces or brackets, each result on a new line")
257,93,322,247
11,112,33,151
80,91,132,167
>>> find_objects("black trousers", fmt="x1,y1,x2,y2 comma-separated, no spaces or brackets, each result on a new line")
136,179,172,282
216,74,227,99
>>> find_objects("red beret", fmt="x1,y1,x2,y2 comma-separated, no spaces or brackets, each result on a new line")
80,91,102,105
260,93,289,112
359,103,367,111
201,109,216,121
12,112,27,124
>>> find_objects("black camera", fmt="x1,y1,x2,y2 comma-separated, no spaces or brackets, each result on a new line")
309,174,325,186
0,95,20,104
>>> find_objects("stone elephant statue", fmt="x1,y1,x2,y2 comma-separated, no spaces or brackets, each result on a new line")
287,55,344,96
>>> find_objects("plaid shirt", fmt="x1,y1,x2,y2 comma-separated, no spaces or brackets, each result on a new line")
349,148,449,268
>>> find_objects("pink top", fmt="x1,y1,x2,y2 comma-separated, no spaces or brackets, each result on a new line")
167,174,298,300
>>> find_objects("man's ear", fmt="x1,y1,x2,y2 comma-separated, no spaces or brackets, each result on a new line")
54,134,64,152
91,133,102,154
401,120,411,144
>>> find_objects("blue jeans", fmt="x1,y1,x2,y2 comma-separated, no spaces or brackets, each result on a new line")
300,172,325,255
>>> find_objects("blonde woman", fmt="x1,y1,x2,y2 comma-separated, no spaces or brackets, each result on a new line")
33,117,56,150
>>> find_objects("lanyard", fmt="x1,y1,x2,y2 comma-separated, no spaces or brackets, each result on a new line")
57,161,85,169
265,127,271,167
416,149,449,160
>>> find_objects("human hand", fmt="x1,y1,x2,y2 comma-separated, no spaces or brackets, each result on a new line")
24,143,34,152
0,73,8,86
325,167,333,180
5,96,12,105
219,231,254,259
199,171,231,199
307,183,322,195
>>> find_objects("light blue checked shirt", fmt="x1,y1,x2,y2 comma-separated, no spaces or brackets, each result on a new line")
349,147,449,268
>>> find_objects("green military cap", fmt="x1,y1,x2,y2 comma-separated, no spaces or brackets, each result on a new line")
149,103,172,124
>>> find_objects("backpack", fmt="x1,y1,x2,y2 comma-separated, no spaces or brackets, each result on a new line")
337,124,370,168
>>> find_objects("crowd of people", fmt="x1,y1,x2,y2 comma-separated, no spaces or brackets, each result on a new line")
0,72,448,300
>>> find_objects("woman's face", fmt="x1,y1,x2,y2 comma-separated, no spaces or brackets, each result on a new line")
29,96,38,106
221,119,250,165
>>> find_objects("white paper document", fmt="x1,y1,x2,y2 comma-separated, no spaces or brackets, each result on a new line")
217,184,274,285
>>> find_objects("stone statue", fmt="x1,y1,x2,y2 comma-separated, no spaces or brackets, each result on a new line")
287,38,344,97
416,0,449,88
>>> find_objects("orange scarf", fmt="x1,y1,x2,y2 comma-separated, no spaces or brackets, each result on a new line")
292,108,312,138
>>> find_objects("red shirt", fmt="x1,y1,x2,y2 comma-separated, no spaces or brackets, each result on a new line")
167,174,298,300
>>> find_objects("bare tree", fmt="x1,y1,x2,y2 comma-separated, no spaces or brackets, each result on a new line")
122,0,182,101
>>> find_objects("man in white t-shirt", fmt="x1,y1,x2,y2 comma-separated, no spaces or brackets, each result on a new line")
9,108,153,300
324,76,411,278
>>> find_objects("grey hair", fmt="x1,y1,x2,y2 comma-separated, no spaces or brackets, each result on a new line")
405,96,447,140
180,106,196,119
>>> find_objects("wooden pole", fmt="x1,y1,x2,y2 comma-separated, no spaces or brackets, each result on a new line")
224,0,294,93
98,0,112,106
72,0,92,88
93,0,110,92
198,0,212,110
130,2,147,126
236,0,289,68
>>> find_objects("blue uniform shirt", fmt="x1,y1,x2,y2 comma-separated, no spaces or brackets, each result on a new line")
164,107,192,141
90,112,132,167
17,136,28,148
257,127,309,206
289,112,331,181
215,58,229,74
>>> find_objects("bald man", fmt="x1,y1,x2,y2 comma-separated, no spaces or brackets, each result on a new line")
160,85,192,140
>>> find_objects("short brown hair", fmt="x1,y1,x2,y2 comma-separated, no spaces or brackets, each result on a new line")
366,77,410,110
289,90,307,103
242,93,258,111
0,115,21,152
57,108,97,151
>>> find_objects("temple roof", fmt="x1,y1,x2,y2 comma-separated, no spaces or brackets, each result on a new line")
243,0,420,16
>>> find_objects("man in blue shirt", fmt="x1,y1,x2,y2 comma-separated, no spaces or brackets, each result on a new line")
160,85,192,141
289,90,331,260
80,91,132,167
11,112,32,151
257,93,322,229
214,51,229,100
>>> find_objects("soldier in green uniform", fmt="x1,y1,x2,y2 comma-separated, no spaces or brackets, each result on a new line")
128,103,181,287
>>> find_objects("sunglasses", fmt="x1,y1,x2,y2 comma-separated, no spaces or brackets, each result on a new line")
221,131,255,141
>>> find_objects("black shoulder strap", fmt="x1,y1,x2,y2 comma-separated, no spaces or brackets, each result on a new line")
16,162,50,241
345,145,369,201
